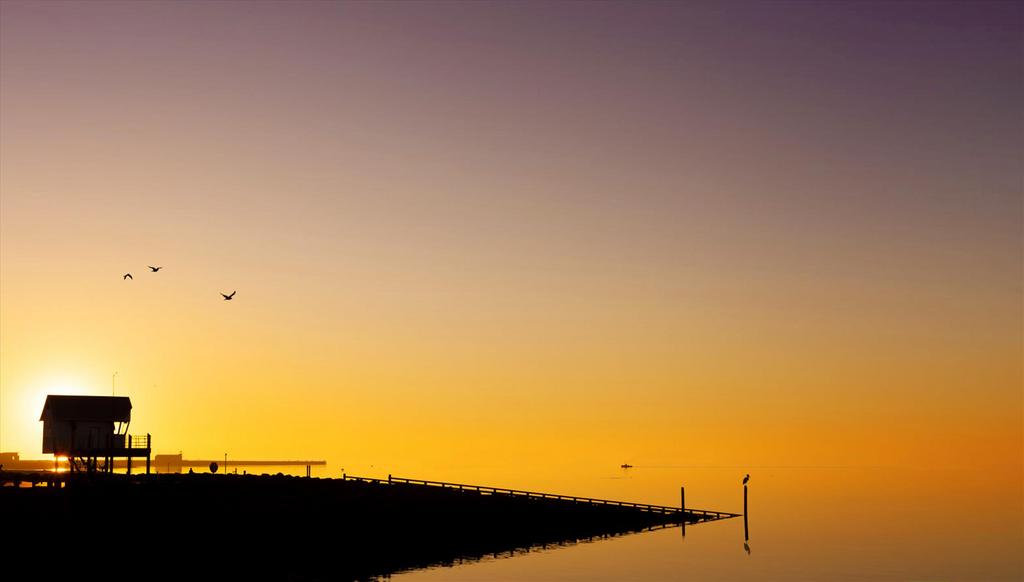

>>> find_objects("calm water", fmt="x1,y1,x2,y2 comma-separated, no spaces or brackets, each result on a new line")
384,466,1022,581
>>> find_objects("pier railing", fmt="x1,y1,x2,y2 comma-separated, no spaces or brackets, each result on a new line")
127,434,150,449
341,474,740,521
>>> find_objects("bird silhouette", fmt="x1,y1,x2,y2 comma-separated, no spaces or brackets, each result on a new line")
221,291,236,300
123,273,132,280
743,474,750,485
148,266,162,272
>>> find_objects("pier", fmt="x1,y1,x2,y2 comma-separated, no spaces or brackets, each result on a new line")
343,474,740,523
3,469,741,578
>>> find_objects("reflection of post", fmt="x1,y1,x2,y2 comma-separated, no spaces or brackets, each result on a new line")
743,484,749,541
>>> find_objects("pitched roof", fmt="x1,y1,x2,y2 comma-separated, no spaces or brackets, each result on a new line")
40,395,132,422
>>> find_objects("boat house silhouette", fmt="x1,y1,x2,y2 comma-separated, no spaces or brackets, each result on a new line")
40,395,151,474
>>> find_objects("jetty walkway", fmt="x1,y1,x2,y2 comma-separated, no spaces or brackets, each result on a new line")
342,473,740,523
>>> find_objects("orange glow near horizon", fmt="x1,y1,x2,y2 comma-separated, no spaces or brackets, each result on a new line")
51,456,68,473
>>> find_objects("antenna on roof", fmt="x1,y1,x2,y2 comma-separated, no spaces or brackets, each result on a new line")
112,371,117,397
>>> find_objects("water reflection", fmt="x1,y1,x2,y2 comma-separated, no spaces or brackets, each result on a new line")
396,522,683,580
396,467,1022,581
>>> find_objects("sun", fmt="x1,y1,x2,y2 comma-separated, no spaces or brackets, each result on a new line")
27,380,89,414
9,379,93,454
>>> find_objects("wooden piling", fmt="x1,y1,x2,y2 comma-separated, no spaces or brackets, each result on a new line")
680,486,686,537
743,485,749,541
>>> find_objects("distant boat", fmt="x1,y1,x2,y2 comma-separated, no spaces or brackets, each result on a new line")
620,463,633,469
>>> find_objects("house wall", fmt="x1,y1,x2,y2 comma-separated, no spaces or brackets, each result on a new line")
42,421,116,454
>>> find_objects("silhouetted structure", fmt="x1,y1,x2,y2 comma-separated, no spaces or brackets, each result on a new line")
151,453,326,473
40,395,151,474
3,472,739,579
743,476,750,541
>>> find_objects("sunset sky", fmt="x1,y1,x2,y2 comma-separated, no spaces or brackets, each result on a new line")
1,2,1020,486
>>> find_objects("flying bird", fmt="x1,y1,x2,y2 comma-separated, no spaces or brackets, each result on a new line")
148,266,162,272
743,474,750,485
221,291,236,300
123,273,132,280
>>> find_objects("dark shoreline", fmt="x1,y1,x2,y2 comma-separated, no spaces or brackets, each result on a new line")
2,472,718,580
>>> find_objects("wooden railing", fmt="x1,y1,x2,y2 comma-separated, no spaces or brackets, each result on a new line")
340,474,740,520
127,434,150,449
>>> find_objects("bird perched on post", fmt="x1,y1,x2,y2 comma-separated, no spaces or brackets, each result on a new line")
221,291,236,301
148,266,162,272
123,273,132,280
743,474,750,485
